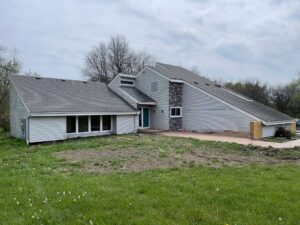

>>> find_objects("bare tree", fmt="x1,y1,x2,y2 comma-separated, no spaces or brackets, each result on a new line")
108,35,131,77
82,35,154,83
190,65,202,76
82,43,109,83
24,69,42,77
0,47,21,131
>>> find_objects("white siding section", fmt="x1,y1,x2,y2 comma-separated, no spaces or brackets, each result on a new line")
182,84,253,132
108,75,137,108
135,68,170,130
116,115,137,134
262,124,292,138
10,85,29,140
29,117,66,143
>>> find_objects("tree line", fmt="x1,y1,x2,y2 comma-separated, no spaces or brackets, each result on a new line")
0,47,20,131
225,77,300,118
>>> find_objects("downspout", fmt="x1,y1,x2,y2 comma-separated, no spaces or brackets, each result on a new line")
27,116,30,145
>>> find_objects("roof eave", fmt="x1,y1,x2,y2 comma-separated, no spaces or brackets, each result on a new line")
137,102,157,105
262,120,296,126
29,111,139,117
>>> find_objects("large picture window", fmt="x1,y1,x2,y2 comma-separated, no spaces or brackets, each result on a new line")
66,116,76,133
170,107,182,118
78,116,89,132
102,115,111,131
91,116,100,131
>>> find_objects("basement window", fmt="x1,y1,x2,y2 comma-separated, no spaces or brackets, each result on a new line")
66,116,76,133
91,115,101,131
78,116,89,132
102,115,112,131
170,107,182,118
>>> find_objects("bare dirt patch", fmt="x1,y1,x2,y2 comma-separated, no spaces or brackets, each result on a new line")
54,145,300,174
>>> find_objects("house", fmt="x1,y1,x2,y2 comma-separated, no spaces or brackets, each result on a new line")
10,62,296,144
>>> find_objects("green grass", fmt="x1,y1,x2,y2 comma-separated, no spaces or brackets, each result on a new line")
0,134,300,225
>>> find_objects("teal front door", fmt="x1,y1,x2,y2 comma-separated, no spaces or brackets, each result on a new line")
142,107,150,128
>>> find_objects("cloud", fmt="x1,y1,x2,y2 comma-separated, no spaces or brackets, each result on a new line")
0,0,300,84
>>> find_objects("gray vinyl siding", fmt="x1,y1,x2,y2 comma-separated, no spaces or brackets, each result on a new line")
182,84,253,132
29,117,66,143
135,68,170,130
10,84,29,140
116,115,138,134
108,76,137,109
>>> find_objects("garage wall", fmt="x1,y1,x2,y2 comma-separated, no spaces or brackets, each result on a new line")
29,117,66,143
182,84,253,132
116,115,138,134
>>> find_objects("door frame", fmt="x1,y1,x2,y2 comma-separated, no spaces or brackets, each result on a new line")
138,107,150,129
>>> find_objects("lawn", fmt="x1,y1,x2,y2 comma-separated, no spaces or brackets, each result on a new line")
0,133,299,225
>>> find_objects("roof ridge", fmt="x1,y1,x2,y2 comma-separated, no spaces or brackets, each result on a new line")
11,74,96,83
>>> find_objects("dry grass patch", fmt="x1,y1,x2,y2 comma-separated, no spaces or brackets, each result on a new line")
54,137,300,174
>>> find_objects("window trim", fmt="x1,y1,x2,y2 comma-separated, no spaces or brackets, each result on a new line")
170,107,182,118
66,115,113,134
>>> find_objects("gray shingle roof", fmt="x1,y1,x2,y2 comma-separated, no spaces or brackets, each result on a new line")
149,63,293,123
121,86,155,103
10,75,137,114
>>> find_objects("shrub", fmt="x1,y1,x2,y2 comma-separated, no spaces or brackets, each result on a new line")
274,127,292,139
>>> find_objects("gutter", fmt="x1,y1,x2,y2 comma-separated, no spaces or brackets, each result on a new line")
138,102,156,105
262,120,296,126
29,111,140,117
170,79,184,83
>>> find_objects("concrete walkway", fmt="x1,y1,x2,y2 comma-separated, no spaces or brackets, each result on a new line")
162,132,300,149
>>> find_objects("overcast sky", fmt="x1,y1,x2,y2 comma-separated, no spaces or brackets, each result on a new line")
1,0,300,84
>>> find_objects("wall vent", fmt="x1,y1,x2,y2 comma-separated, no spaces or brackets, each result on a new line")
151,81,158,92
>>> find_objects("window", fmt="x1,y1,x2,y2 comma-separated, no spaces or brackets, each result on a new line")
170,107,182,117
120,80,134,86
102,115,111,130
66,116,76,133
91,116,100,131
78,116,89,132
151,81,158,92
